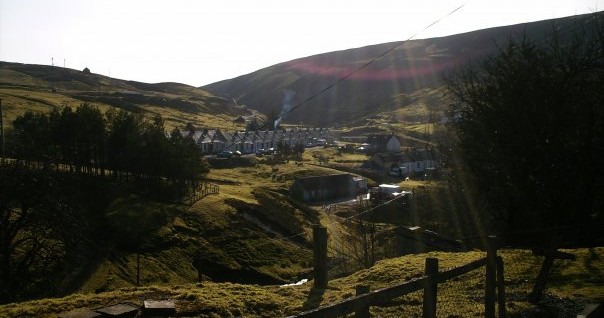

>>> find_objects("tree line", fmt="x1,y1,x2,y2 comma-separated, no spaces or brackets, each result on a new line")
1,104,210,303
446,15,603,248
0,165,89,303
6,103,208,183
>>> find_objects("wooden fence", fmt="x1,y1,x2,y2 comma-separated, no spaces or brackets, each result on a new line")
1,159,220,205
183,182,219,205
289,234,505,318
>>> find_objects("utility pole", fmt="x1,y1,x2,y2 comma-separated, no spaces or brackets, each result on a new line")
0,98,5,163
50,57,55,92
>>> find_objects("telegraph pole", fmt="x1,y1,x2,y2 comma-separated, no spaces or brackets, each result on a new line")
0,98,5,163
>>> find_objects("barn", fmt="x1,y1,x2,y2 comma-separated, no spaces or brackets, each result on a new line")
290,174,356,203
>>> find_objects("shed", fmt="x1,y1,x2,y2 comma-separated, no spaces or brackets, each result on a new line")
290,174,355,202
394,226,467,255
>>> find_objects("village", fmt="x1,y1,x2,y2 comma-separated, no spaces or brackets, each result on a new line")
188,127,438,179
184,126,456,257
186,127,334,155
1,2,602,316
186,126,439,206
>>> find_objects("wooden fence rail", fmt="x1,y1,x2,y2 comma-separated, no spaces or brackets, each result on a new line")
287,257,489,318
198,183,220,197
290,236,506,318
437,257,488,282
182,182,219,205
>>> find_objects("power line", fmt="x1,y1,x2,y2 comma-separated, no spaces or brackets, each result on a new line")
246,11,604,253
199,4,469,250
268,4,466,128
214,11,603,254
235,191,410,251
217,4,466,152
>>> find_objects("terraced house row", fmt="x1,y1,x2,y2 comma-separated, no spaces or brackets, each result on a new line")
187,127,335,154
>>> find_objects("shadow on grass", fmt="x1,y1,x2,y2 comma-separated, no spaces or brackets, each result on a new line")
302,287,326,311
585,248,601,274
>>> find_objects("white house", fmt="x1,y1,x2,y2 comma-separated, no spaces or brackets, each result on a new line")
397,150,437,177
366,134,401,153
366,149,437,177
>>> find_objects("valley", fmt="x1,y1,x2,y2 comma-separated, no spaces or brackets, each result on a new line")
1,11,603,317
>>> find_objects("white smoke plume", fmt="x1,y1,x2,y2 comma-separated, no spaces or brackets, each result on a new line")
274,89,296,129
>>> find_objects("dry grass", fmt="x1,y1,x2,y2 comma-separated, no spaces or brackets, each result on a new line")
65,158,360,297
2,248,601,318
3,63,600,317
0,63,237,131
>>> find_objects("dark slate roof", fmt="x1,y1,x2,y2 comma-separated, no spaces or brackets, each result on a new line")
293,174,353,191
402,149,435,162
372,152,404,162
394,226,466,252
366,134,397,146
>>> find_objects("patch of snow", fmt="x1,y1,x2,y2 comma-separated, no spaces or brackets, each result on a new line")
280,278,308,287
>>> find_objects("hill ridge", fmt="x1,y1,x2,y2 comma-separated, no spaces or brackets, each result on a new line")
202,12,602,126
0,60,246,131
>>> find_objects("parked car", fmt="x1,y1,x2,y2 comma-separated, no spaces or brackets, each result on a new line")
217,151,233,158
256,148,277,157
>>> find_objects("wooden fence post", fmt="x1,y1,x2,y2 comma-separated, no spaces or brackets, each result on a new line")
423,257,438,318
136,253,141,287
355,285,370,318
313,225,328,288
485,235,498,318
496,256,506,318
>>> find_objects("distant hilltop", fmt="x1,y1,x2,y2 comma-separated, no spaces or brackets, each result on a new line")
202,12,602,126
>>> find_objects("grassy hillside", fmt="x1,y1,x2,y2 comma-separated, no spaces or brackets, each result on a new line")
3,12,602,316
75,148,432,292
1,248,602,317
202,13,601,127
40,155,371,298
1,59,438,303
0,61,248,131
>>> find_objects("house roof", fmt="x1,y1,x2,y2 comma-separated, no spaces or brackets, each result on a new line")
189,127,334,149
371,149,435,162
394,226,466,252
293,174,353,192
366,134,399,146
372,152,404,163
402,149,435,162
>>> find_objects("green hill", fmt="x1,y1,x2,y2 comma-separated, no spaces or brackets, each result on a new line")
0,61,250,131
2,11,602,317
202,13,601,128
0,157,329,301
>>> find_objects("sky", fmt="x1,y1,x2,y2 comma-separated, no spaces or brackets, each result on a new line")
1,0,602,87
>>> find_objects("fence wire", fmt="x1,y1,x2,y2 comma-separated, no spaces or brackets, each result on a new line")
368,289,424,317
359,261,489,318
437,266,486,317
497,250,544,309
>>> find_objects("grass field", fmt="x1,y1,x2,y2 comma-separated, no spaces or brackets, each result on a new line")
1,248,601,317
69,156,358,296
